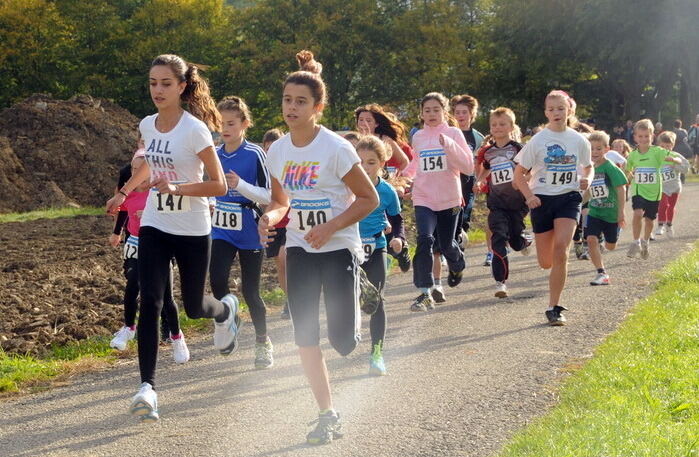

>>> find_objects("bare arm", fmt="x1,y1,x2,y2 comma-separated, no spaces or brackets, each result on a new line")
258,178,290,246
514,164,540,208
383,136,409,171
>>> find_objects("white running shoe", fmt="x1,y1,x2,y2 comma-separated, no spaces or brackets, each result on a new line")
655,225,665,236
110,326,135,351
214,294,242,355
666,225,674,238
494,281,508,298
640,240,650,260
590,272,610,286
627,242,641,258
459,229,469,250
171,333,190,364
129,382,159,423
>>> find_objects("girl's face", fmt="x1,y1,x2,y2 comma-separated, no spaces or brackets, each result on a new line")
282,83,322,129
357,111,377,135
421,99,446,127
611,140,623,154
544,96,569,130
149,65,185,111
489,115,513,142
453,105,473,129
358,147,383,180
220,110,247,143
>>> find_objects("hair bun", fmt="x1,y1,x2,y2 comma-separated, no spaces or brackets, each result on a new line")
185,63,198,81
296,50,322,75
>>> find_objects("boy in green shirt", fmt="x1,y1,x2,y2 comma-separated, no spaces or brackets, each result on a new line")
585,131,627,285
625,119,682,259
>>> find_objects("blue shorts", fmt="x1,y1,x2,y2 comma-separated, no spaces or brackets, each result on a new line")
584,216,620,244
530,191,582,234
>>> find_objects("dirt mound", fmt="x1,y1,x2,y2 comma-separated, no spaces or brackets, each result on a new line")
0,94,139,213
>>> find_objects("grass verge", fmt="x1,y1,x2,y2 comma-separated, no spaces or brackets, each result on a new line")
0,206,103,223
498,243,699,457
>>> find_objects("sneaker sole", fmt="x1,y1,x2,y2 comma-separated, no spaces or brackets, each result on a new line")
495,291,508,298
307,432,343,445
369,366,387,376
590,282,609,286
548,320,566,326
410,305,427,312
130,401,159,422
219,315,243,356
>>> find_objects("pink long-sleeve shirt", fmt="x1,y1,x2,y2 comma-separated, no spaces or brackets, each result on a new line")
403,122,474,211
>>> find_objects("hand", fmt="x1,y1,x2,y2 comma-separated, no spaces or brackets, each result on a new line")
151,177,176,194
438,133,446,147
258,214,277,247
618,214,626,228
358,122,371,135
579,177,590,191
389,237,403,254
304,221,338,250
474,182,482,194
664,156,676,163
108,233,121,247
225,171,240,189
384,222,392,234
209,203,215,217
106,193,125,215
525,195,541,209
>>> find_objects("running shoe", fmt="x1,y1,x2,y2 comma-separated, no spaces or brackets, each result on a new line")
589,273,610,286
359,268,381,315
254,338,274,369
545,305,568,326
410,293,433,312
110,326,135,351
640,240,650,260
431,286,446,303
494,281,508,298
447,269,463,288
440,255,447,266
483,252,493,266
129,382,159,423
171,332,190,364
574,242,584,259
666,225,674,238
396,246,412,273
306,410,343,445
459,229,469,250
369,343,386,376
280,302,291,320
579,248,590,260
626,242,641,258
655,225,665,236
214,294,242,355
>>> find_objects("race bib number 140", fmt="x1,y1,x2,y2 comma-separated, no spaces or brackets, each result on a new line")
290,198,332,233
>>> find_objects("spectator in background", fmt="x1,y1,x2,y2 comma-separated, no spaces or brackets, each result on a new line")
623,119,635,146
672,119,692,159
654,122,663,136
688,114,699,173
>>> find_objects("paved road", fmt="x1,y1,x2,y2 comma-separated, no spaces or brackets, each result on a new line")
1,184,698,457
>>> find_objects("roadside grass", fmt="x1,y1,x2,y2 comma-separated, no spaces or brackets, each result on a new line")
0,206,104,223
498,243,699,457
684,173,699,184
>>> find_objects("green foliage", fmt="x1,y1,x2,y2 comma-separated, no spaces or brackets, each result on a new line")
0,206,104,224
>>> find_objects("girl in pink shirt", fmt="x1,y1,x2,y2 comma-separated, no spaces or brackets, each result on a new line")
403,92,474,311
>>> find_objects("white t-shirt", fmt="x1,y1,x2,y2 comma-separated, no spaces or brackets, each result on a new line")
605,150,627,167
266,126,362,258
516,127,592,196
139,111,215,236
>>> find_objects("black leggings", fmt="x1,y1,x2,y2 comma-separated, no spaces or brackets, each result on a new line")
123,258,179,336
361,248,387,347
138,226,229,388
488,208,528,283
209,239,267,337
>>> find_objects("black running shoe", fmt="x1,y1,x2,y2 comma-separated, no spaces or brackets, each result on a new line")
396,246,411,273
306,411,343,445
545,305,568,326
280,302,290,320
431,287,446,303
447,269,463,288
410,293,433,312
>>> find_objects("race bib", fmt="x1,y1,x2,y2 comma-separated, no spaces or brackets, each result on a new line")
123,235,138,260
545,164,577,186
149,185,191,213
212,201,243,231
490,162,514,186
660,166,677,183
361,236,376,262
386,166,397,177
290,198,332,233
634,167,657,184
419,148,447,173
589,178,609,200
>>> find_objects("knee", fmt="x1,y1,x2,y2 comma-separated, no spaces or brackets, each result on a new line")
606,243,616,251
330,335,358,357
538,259,552,270
416,234,435,249
552,245,569,264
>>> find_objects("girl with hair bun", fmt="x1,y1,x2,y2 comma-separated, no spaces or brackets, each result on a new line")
106,54,241,423
259,50,378,445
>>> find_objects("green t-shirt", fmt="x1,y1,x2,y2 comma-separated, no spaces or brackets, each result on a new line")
589,159,628,223
626,145,670,201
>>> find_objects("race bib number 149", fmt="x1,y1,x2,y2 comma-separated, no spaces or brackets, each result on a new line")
546,164,577,186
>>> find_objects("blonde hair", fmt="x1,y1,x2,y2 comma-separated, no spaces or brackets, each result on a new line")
634,119,654,134
657,131,676,145
356,135,390,162
588,130,610,146
342,131,364,144
217,95,253,128
489,107,522,142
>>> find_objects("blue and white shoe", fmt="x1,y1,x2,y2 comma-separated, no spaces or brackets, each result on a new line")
483,252,493,267
369,343,386,376
214,294,242,355
129,382,159,423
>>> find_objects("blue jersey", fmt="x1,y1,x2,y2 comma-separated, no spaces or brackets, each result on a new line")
211,140,270,249
359,178,401,250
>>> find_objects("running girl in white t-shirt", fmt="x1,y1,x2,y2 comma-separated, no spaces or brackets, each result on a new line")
513,90,593,326
106,54,241,423
259,50,378,445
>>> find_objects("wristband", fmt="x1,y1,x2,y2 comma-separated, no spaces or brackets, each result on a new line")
118,190,128,197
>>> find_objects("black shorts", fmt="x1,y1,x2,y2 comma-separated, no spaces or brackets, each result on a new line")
584,216,620,244
530,191,583,234
265,227,287,258
285,247,360,356
631,195,659,220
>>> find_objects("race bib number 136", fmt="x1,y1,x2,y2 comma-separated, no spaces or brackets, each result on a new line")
290,198,332,233
634,167,657,184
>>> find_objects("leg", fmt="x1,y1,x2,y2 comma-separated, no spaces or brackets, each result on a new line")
488,209,510,282
587,235,603,271
432,252,442,281
209,239,237,300
321,250,361,357
666,193,680,224
413,206,438,289
643,217,655,241
123,258,139,328
239,249,267,338
534,231,554,269
548,218,578,307
434,207,466,273
162,265,180,336
299,347,332,411
460,175,476,232
657,193,669,225
632,209,643,239
363,249,387,347
276,247,287,293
